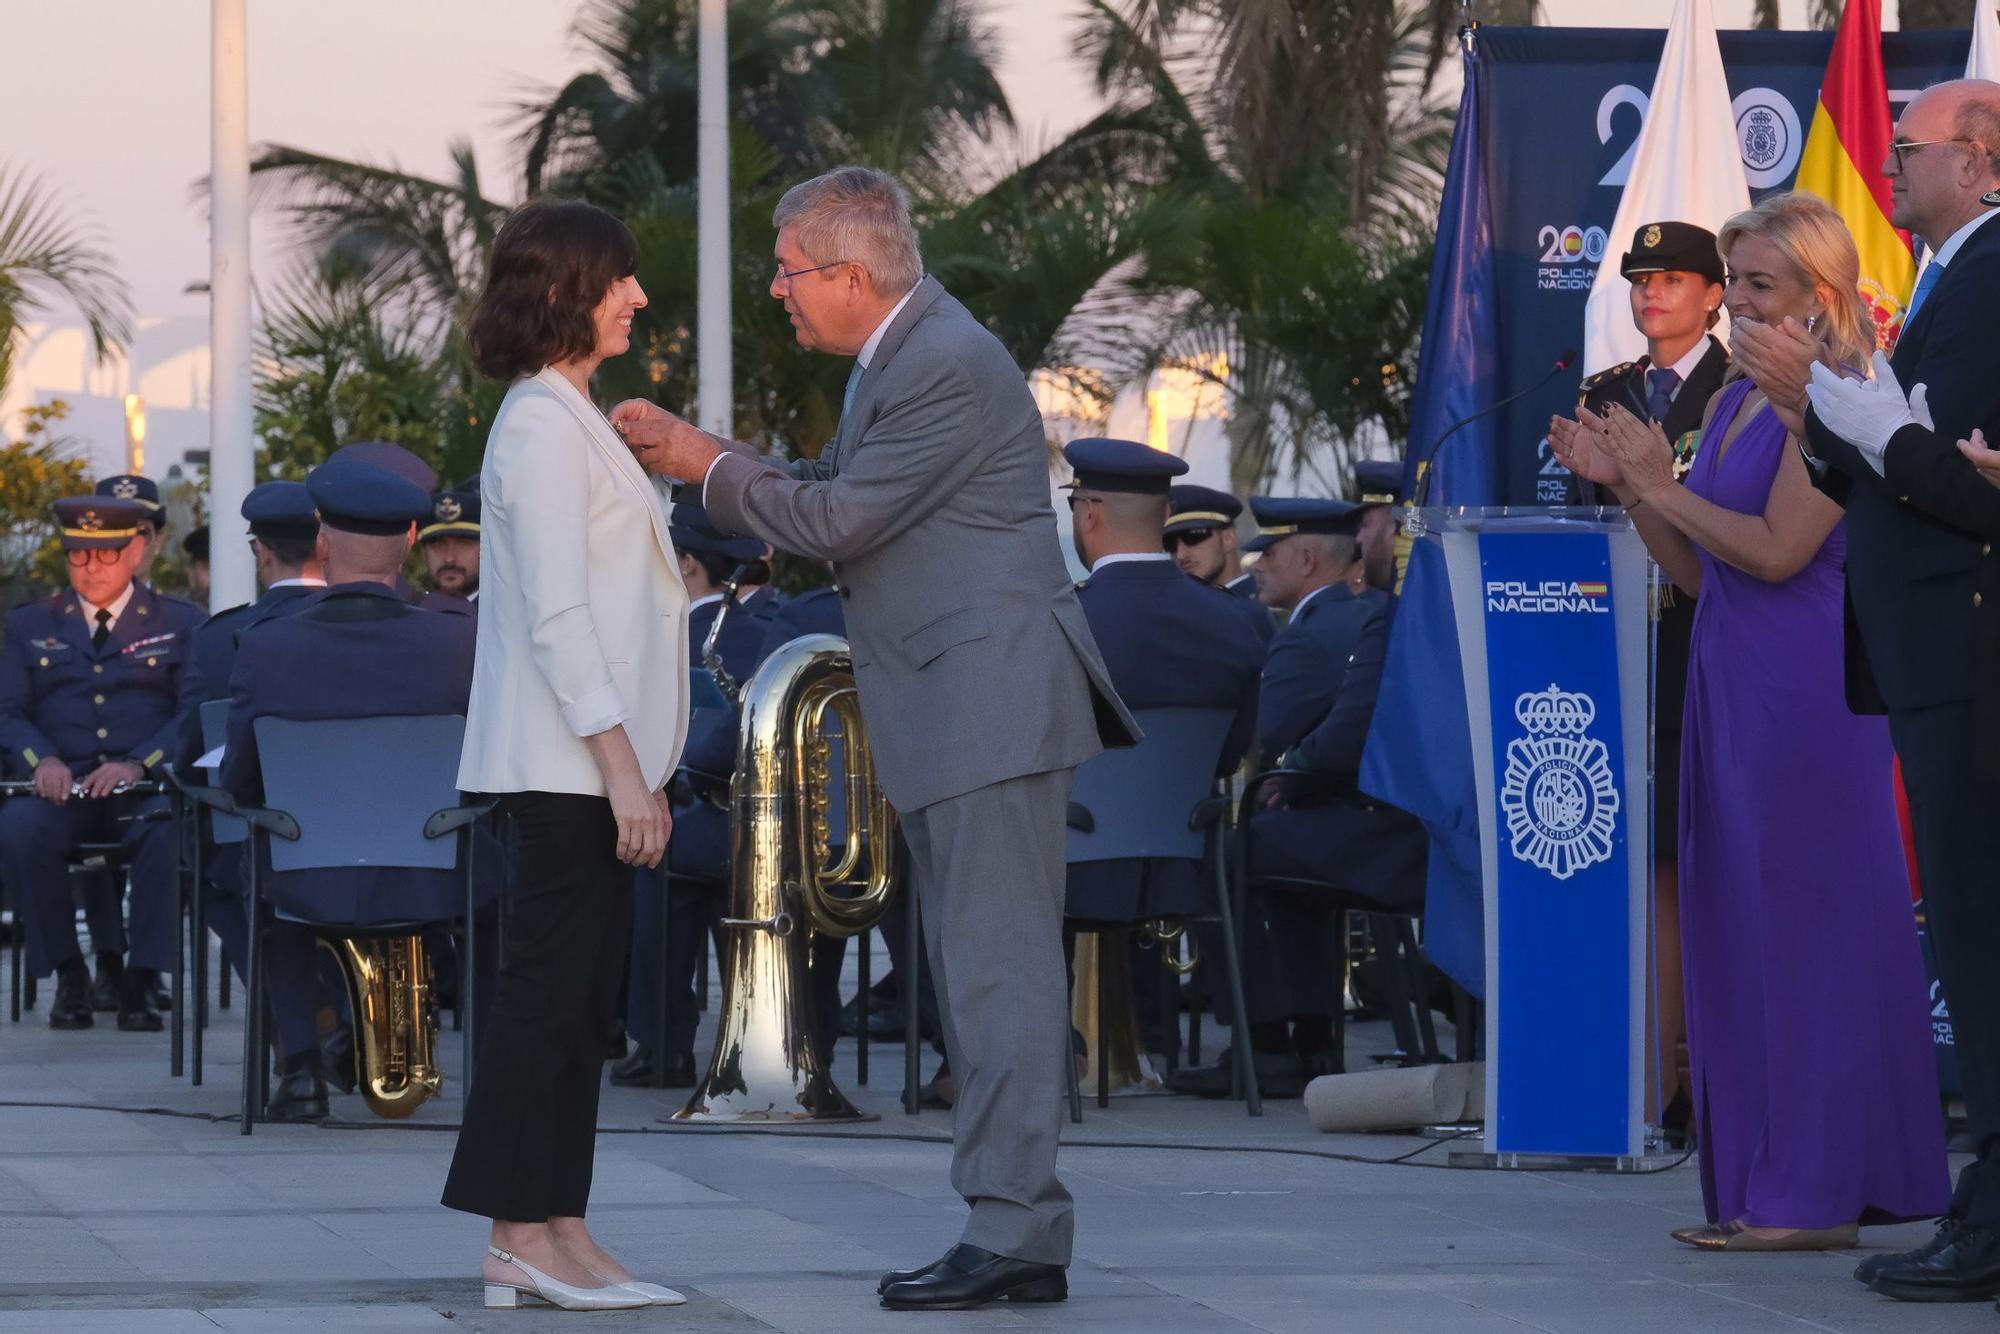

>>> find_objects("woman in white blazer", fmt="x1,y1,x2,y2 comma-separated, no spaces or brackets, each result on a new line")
440,200,688,1313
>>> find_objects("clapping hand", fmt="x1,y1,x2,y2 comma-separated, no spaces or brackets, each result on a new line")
1593,404,1676,499
1805,351,1931,473
608,399,722,483
1549,413,1625,490
1732,318,1825,439
1958,428,2000,492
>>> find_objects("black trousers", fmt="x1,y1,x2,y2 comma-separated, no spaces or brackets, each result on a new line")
442,792,629,1223
1890,703,2000,1224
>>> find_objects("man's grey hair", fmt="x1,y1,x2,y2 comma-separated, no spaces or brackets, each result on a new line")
1955,86,2000,181
774,166,924,297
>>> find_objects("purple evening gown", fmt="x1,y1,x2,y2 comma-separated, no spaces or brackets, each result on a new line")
1678,378,1949,1228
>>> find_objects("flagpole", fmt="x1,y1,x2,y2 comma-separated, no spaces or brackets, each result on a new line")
209,0,254,613
696,0,733,439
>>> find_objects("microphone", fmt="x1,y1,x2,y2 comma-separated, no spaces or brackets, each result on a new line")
1412,348,1577,506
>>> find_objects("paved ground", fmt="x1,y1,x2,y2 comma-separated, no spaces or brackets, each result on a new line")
0,940,1978,1333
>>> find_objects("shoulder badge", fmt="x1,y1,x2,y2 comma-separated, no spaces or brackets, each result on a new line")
1578,361,1634,393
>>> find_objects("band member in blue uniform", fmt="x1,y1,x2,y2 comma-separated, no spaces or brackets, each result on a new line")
1164,484,1269,625
172,481,327,1012
612,503,770,1088
222,458,486,1119
418,485,481,615
1064,440,1265,1073
96,474,167,584
0,496,204,1031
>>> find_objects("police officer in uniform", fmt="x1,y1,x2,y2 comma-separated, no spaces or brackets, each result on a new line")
222,458,486,1119
0,496,204,1030
1565,221,1725,1142
1165,484,1266,610
417,485,481,614
612,503,771,1088
1170,495,1382,1096
96,475,167,583
172,482,326,1038
1063,440,1264,1072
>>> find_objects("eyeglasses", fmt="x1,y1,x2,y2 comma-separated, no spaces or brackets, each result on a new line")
1163,528,1220,551
1065,495,1101,512
773,259,850,288
1888,137,1978,172
64,547,127,567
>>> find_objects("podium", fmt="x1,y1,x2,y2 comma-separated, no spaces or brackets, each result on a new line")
1408,507,1656,1166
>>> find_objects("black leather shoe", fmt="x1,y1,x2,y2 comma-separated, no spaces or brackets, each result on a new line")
147,978,172,1012
610,1047,655,1086
50,964,94,1030
1869,1221,2000,1301
116,968,164,1033
879,1244,1066,1310
1167,1047,1303,1099
88,954,123,1013
878,1250,951,1295
264,1068,329,1123
320,1024,357,1095
1856,1217,1958,1284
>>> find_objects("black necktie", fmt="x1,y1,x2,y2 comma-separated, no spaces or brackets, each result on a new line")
91,608,111,652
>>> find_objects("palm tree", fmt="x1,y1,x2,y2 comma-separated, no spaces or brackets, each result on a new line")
0,164,133,402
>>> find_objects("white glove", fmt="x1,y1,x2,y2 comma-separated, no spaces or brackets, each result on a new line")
1805,351,1931,477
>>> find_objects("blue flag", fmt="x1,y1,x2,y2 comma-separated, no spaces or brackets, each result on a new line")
1360,536,1484,996
1402,42,1500,507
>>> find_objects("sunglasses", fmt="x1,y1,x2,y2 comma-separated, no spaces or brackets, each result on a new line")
1163,528,1220,552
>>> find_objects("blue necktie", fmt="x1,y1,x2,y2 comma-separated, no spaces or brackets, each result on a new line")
1645,367,1681,423
1907,261,1943,324
842,362,863,420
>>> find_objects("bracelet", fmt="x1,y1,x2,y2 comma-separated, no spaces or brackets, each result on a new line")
1624,495,1645,513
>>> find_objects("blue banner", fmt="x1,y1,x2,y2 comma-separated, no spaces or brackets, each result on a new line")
1478,529,1632,1156
1426,26,1966,505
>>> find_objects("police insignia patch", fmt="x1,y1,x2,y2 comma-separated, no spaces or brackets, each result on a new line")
112,478,139,500
1643,224,1662,249
435,495,463,522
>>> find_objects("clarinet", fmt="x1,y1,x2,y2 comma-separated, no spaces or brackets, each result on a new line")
0,778,165,799
702,564,750,704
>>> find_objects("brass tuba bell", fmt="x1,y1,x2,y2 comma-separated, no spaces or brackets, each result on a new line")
675,633,898,1122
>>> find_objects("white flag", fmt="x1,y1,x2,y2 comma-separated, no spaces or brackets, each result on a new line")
1969,2,2000,81
1581,0,1751,376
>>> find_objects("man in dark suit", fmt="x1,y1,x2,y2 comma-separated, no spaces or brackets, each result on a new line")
612,504,772,1089
223,458,482,1120
1063,440,1264,1075
1774,79,2000,1303
0,496,204,1031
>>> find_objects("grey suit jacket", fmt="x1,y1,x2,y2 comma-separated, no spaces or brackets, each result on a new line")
703,276,1138,811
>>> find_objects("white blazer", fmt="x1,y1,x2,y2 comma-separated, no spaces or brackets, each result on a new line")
456,367,690,797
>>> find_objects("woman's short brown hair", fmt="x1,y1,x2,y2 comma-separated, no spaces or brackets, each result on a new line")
466,198,638,382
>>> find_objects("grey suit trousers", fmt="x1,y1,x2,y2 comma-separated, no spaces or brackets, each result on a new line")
900,767,1075,1266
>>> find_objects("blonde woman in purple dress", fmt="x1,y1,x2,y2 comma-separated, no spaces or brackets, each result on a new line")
1553,192,1947,1252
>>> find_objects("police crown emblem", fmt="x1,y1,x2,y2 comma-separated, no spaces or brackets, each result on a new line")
1499,683,1621,880
1642,224,1662,249
434,494,463,522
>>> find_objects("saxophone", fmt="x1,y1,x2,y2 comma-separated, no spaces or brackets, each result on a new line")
321,934,442,1118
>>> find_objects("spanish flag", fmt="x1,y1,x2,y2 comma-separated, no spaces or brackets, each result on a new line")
1793,0,1913,350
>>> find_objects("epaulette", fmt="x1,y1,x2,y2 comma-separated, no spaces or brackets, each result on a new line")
1578,362,1635,393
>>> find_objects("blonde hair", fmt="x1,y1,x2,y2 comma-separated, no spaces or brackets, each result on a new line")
1717,191,1875,371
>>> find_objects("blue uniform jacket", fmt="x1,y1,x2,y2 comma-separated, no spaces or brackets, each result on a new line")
173,583,324,773
1257,583,1377,762
0,582,205,776
222,582,491,926
669,593,788,881
1251,597,1427,911
1067,558,1265,921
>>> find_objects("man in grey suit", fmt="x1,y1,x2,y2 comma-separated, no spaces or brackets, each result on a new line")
612,165,1136,1311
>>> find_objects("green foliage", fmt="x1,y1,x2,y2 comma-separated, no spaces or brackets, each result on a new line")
0,165,133,404
0,400,91,608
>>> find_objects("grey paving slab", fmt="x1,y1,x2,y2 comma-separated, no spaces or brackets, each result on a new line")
0,934,1974,1334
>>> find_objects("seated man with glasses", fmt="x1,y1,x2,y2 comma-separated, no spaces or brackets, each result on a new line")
1163,485,1266,613
0,495,204,1031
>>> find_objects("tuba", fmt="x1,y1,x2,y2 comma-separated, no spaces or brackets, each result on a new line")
676,633,898,1122
319,933,442,1118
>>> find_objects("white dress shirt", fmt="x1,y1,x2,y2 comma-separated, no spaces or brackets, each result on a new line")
77,583,136,633
1087,552,1174,575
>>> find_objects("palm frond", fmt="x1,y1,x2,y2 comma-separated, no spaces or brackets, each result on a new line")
0,163,134,381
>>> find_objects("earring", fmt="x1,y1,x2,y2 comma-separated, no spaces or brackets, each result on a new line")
1982,188,2000,206
1805,313,1819,333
